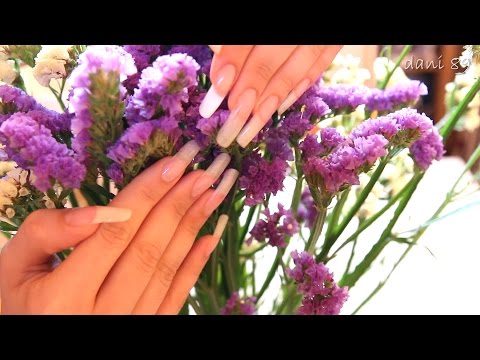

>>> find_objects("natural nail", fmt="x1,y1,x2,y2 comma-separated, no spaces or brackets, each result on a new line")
203,169,239,214
199,64,236,119
161,141,201,182
65,206,132,226
236,95,279,148
191,153,231,198
277,78,311,115
216,88,257,148
213,214,229,238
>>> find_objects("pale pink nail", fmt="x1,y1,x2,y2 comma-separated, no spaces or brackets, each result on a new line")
277,78,311,115
65,206,132,226
209,45,223,55
236,95,279,148
216,89,257,148
161,141,201,182
213,214,229,238
199,64,236,119
203,169,239,215
191,153,231,198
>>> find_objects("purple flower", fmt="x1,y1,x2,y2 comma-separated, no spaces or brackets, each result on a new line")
69,45,137,163
0,85,40,115
410,127,445,170
239,152,288,206
297,188,318,229
196,110,229,137
123,45,164,91
0,113,85,191
220,292,256,315
26,109,72,133
249,204,299,248
168,45,213,75
125,53,200,124
366,80,428,112
388,108,433,140
281,112,313,138
351,116,400,140
315,84,370,112
300,134,324,158
296,88,332,119
264,127,293,161
287,250,348,315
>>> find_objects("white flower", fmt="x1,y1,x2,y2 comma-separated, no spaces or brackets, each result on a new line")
44,198,56,209
0,161,16,176
0,196,13,210
19,187,30,197
33,59,67,87
0,179,18,198
35,45,71,62
373,57,408,87
0,45,9,61
5,207,15,218
324,54,371,85
0,59,16,84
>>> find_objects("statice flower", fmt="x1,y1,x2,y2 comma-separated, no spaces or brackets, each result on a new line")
239,152,288,206
286,250,348,315
69,45,137,164
281,112,314,138
366,80,428,113
196,110,229,138
125,53,200,125
315,84,370,112
168,45,213,75
123,45,163,91
264,127,293,161
220,292,256,315
106,119,176,187
0,85,39,115
0,113,85,191
297,188,318,229
410,127,445,170
297,89,332,119
249,204,299,248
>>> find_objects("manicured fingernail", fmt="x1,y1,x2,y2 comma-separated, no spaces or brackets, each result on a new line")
209,45,223,54
203,169,239,215
191,153,231,198
213,214,229,238
161,141,201,182
216,89,257,148
65,206,132,226
236,95,279,148
278,78,311,115
199,64,236,118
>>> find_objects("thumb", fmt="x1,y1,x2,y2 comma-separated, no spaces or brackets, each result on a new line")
0,206,131,287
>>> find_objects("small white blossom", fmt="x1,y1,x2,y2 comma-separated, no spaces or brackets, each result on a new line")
19,187,30,197
32,45,72,87
0,179,18,198
5,207,15,218
0,59,16,84
374,57,408,87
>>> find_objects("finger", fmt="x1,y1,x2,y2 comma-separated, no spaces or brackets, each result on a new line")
0,206,130,289
156,215,228,315
235,46,329,147
132,169,238,314
54,141,201,292
94,154,231,313
208,45,222,55
278,45,342,115
216,45,298,148
199,45,254,118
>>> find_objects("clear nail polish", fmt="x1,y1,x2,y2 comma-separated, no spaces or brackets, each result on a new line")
278,78,311,115
65,206,132,226
203,169,239,215
199,64,236,118
191,153,231,198
161,141,201,182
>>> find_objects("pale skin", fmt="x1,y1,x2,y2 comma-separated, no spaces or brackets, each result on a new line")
0,46,342,314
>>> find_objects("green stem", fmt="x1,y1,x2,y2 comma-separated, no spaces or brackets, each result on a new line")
187,295,204,315
68,192,79,208
327,183,410,261
291,147,304,214
378,45,413,90
325,188,350,241
238,205,257,248
255,250,281,302
239,243,268,257
339,173,422,288
305,206,328,254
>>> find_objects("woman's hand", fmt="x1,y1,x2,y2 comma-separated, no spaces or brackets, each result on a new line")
0,142,237,314
199,45,342,148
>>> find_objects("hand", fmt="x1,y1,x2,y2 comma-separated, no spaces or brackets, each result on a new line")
0,142,237,314
199,45,342,148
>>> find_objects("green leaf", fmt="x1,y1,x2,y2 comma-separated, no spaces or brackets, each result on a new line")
0,221,18,232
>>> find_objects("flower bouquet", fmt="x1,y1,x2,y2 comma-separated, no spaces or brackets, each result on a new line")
0,45,479,315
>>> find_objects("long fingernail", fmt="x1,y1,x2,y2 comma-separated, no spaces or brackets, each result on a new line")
209,45,223,55
277,78,311,115
236,95,279,148
161,141,201,182
65,206,132,226
213,214,229,238
216,89,257,148
191,153,231,198
203,169,239,215
199,64,236,118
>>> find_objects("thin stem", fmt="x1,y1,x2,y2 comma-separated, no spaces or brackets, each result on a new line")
325,188,350,241
187,295,204,315
239,243,268,257
305,206,328,254
291,147,304,214
255,250,281,302
238,205,257,248
378,45,413,90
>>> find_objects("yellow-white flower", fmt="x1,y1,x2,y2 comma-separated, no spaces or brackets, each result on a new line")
324,54,371,85
373,57,408,87
0,179,18,198
0,59,16,84
33,45,72,87
0,161,16,176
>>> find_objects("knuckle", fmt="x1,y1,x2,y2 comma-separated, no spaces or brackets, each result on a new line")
154,259,179,289
253,62,273,82
171,199,191,219
137,185,160,206
278,75,295,93
96,222,130,247
131,241,162,274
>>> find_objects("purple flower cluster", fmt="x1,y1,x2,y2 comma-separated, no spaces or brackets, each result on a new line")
168,45,213,75
123,45,164,91
220,292,256,315
297,188,318,229
239,152,288,206
366,80,428,112
69,45,137,163
196,109,229,137
125,53,200,125
0,113,85,191
315,84,370,112
410,127,445,170
249,204,299,248
286,250,348,315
